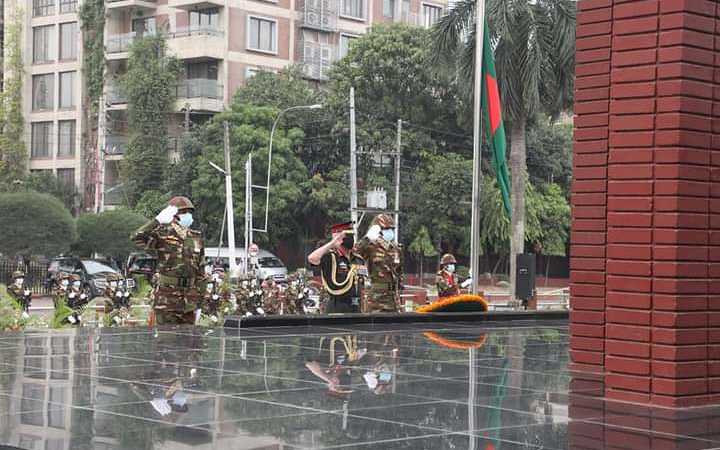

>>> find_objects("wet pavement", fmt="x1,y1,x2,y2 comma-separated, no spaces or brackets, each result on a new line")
0,321,719,449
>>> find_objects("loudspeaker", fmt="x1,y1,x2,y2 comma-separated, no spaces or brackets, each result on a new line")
516,253,536,301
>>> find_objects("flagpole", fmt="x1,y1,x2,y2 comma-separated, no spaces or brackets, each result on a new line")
470,0,486,296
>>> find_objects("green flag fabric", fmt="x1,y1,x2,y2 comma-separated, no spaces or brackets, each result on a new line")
480,20,511,218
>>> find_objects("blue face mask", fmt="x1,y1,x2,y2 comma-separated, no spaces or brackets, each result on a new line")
178,213,194,228
382,229,395,242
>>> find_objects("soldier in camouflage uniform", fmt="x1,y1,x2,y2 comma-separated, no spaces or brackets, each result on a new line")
53,273,88,325
132,196,206,325
355,214,403,313
200,267,236,325
284,270,312,315
7,270,32,317
261,276,282,315
435,253,460,298
104,273,133,326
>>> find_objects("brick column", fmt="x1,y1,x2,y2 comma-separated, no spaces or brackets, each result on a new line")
571,0,720,408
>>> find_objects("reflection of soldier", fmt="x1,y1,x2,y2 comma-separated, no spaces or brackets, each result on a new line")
8,271,31,317
355,215,403,313
53,273,88,325
308,222,365,314
306,335,366,398
436,254,460,298
362,334,399,395
132,196,206,325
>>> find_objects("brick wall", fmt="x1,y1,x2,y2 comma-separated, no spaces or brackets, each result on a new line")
571,0,720,408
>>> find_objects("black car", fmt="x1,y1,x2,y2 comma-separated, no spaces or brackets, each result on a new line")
46,257,133,299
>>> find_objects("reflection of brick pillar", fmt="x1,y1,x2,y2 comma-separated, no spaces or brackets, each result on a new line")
572,0,720,407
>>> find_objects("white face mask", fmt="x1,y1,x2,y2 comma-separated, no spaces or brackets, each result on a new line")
446,264,455,273
206,283,214,293
14,278,23,286
110,281,118,288
73,281,81,288
61,280,69,287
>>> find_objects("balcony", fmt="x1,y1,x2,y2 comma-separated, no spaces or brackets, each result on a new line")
105,135,128,156
299,41,336,81
105,32,136,59
168,0,224,10
175,79,224,112
302,0,338,32
106,0,157,11
167,26,225,60
104,185,125,206
106,84,127,108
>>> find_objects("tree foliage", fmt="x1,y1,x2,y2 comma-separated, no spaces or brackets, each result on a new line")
120,35,181,204
526,119,573,192
0,7,26,182
75,209,148,260
0,192,76,257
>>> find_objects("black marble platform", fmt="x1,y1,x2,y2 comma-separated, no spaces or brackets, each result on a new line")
0,322,719,449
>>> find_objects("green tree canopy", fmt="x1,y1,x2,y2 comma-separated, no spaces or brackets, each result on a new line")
0,7,26,183
0,192,76,257
120,35,181,204
75,209,148,260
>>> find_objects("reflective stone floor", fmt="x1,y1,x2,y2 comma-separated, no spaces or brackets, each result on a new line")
0,321,719,449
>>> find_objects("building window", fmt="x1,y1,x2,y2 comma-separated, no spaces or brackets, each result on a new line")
60,0,77,13
33,0,55,17
383,0,394,18
33,25,55,64
59,22,77,61
48,387,66,428
339,34,357,58
340,0,364,19
248,17,277,54
32,122,54,158
185,62,218,80
132,17,157,35
59,71,76,109
58,120,76,157
32,74,54,111
423,4,442,28
190,8,219,29
57,169,75,188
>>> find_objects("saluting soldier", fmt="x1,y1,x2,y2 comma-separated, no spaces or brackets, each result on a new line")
53,273,88,326
132,196,206,325
308,222,365,314
435,253,460,298
355,215,403,313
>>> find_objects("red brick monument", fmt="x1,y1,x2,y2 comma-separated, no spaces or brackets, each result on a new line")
571,0,720,407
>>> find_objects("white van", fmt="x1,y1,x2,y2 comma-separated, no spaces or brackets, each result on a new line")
204,247,288,282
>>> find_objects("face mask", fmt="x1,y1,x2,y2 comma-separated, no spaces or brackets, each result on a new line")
73,281,81,288
110,281,117,288
61,280,69,287
381,229,395,242
206,283,214,293
14,279,23,286
342,235,355,250
446,264,455,273
178,213,194,228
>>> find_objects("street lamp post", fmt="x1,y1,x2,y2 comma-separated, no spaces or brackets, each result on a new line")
253,104,323,233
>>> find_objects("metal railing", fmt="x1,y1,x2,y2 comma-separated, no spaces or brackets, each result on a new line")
176,79,223,100
171,25,224,38
106,84,126,104
299,41,336,81
106,32,137,54
0,259,51,295
104,186,125,206
105,135,128,155
303,0,338,32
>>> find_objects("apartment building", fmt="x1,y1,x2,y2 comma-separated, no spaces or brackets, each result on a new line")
2,0,447,211
2,0,83,201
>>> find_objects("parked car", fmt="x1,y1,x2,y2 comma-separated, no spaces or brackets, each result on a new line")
126,252,157,285
204,247,288,282
46,256,133,299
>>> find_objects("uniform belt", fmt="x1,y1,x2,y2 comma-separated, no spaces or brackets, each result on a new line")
158,274,193,288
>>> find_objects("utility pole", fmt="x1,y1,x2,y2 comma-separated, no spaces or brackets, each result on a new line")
244,154,253,276
470,0,486,296
223,121,239,278
394,119,402,243
349,87,358,235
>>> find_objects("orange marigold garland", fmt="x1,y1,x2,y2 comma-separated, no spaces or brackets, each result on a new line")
416,294,489,313
423,331,488,350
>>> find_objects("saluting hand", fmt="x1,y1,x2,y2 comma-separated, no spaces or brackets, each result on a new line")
329,233,344,249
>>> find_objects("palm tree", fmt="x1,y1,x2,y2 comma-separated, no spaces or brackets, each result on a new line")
431,0,575,298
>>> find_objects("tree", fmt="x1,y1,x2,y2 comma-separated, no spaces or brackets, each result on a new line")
0,7,26,182
24,171,78,211
120,35,181,205
432,0,575,297
408,226,437,286
75,209,148,260
190,104,308,251
526,118,573,193
0,192,76,257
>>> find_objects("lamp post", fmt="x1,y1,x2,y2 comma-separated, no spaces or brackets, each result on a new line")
253,104,323,233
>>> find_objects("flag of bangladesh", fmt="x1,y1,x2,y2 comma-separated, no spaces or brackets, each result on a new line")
480,19,511,218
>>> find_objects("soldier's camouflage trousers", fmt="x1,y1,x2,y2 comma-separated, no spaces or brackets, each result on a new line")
152,286,202,325
364,286,400,313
